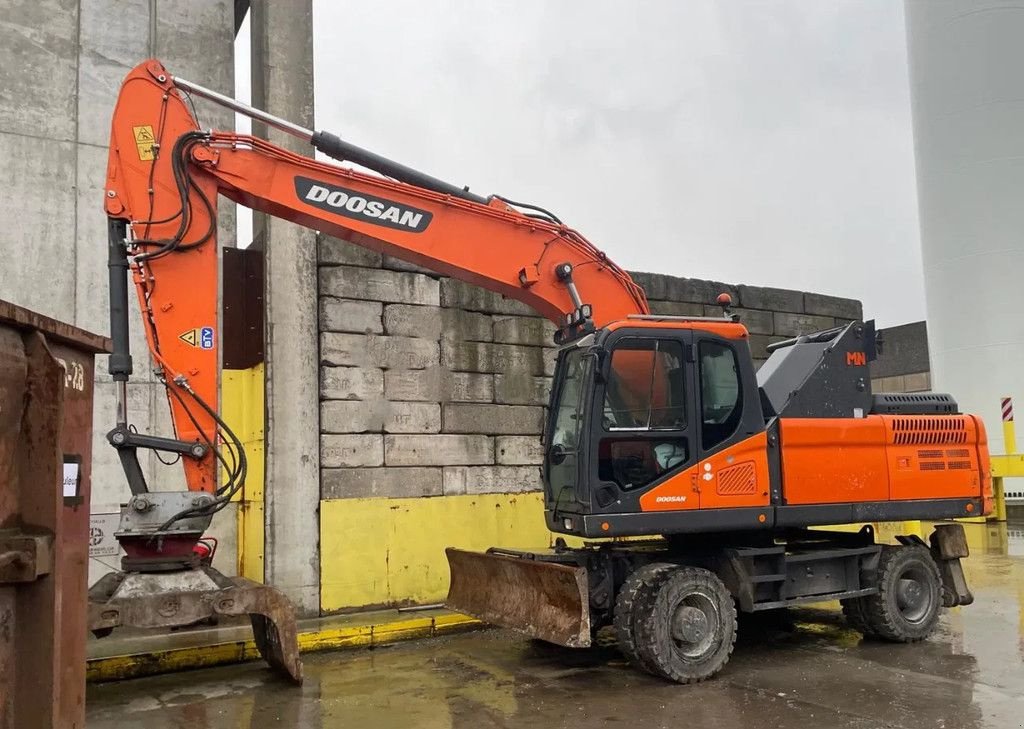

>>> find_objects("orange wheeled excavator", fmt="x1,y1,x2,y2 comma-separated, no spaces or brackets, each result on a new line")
95,59,990,685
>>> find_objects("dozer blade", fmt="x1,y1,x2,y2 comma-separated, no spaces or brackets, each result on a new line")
445,547,591,648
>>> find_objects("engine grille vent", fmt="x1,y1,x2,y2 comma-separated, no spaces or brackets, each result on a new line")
915,443,974,473
872,392,958,415
891,417,967,445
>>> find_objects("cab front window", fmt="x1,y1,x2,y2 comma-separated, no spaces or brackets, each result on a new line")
545,347,592,501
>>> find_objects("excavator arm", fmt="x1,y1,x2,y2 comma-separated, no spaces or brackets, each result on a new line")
103,59,648,500
93,58,649,682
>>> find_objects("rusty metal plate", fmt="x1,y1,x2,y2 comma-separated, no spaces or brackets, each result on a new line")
88,566,303,684
445,548,591,648
0,301,110,354
931,523,970,560
0,531,53,584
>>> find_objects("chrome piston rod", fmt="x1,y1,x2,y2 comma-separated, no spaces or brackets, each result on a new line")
172,75,488,204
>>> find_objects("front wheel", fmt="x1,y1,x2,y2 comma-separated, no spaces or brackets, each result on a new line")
614,562,677,670
632,566,737,683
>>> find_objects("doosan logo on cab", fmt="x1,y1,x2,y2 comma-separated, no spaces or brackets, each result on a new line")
302,183,427,230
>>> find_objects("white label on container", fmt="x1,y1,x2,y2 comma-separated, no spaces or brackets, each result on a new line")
62,462,80,498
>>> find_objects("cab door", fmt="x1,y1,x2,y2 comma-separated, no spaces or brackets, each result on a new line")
692,335,770,509
590,330,700,514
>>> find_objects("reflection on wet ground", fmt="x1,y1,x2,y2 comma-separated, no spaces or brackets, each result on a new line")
87,519,1024,729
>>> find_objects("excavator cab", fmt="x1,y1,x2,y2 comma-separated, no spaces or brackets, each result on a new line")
446,315,770,648
542,319,765,538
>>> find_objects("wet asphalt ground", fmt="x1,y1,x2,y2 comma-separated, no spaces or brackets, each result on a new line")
86,519,1024,728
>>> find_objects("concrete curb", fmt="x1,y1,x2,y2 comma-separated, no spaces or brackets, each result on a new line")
87,611,481,682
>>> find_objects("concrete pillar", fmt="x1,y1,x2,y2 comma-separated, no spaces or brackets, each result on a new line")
250,0,320,614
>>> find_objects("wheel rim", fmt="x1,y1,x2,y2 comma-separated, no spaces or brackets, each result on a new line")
895,565,935,624
669,590,719,660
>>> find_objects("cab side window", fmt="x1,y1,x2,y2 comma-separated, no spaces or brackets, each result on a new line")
699,341,742,450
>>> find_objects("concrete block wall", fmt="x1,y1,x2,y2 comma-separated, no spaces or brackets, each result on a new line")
872,371,932,394
318,236,557,501
317,234,863,505
0,0,237,583
871,321,931,394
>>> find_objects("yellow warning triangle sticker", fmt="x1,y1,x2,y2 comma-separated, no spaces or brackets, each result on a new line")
179,329,199,347
134,126,154,142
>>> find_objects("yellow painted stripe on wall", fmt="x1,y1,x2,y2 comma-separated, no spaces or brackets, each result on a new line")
321,492,559,611
222,364,265,582
87,612,481,682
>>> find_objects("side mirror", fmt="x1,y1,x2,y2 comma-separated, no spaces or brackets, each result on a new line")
548,443,568,465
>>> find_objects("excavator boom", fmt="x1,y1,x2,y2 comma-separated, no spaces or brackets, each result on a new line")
103,59,647,498
96,59,651,680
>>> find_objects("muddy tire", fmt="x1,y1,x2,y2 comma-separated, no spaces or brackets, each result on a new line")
613,562,676,669
841,596,874,636
632,566,737,684
863,545,942,642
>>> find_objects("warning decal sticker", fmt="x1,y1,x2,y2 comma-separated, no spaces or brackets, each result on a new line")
133,125,156,161
179,326,215,350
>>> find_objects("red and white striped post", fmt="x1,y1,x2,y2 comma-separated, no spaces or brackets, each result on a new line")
1001,397,1016,455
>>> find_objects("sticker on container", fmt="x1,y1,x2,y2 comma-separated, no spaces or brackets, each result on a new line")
89,513,121,558
63,454,83,506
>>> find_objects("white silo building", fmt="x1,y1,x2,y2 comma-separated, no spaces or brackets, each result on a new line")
905,0,1024,455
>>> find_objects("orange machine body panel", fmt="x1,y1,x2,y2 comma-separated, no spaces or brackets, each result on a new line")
779,417,891,505
639,432,771,512
699,431,771,510
885,414,990,502
780,415,990,507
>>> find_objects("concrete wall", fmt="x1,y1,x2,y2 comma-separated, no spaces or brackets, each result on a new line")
872,321,931,393
0,0,237,583
316,234,863,611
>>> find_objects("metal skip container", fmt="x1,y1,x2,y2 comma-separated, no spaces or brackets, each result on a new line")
0,300,110,729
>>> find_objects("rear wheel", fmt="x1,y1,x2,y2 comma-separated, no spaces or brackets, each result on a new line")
841,596,874,636
863,545,942,642
613,562,675,669
632,566,737,683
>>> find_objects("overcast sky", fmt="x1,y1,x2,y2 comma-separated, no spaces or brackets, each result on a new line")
236,1,922,327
